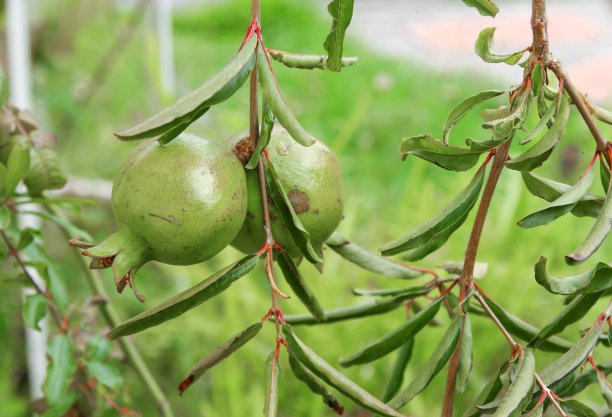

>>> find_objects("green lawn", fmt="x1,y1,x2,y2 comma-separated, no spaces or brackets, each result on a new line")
1,0,611,416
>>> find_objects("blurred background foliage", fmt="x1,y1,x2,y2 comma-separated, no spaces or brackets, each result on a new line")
1,0,611,416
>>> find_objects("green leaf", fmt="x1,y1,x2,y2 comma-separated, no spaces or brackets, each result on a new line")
86,360,123,390
521,172,603,218
402,205,471,261
475,28,526,64
461,361,508,417
380,164,485,255
44,334,77,406
24,149,68,196
506,96,569,171
265,160,322,263
584,96,612,125
462,0,499,17
481,88,530,131
4,140,30,194
443,90,506,145
323,0,355,72
519,100,556,145
399,135,485,172
538,319,604,388
0,205,10,229
269,50,357,71
382,339,415,402
257,44,316,146
40,391,79,417
0,163,7,198
457,315,473,393
22,293,48,331
352,285,431,298
264,352,280,417
325,231,422,278
283,295,408,326
596,370,612,413
46,267,69,315
491,350,535,417
20,210,93,241
534,256,612,295
601,159,610,192
245,103,275,170
277,251,325,321
518,163,595,228
566,166,612,265
476,294,573,352
388,316,463,409
108,255,258,339
115,36,257,143
86,336,113,362
288,352,344,414
178,322,262,395
529,292,602,349
561,363,612,397
560,400,599,417
283,325,406,417
340,296,445,367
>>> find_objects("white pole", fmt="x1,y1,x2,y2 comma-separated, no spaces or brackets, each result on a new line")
6,0,48,402
154,0,176,98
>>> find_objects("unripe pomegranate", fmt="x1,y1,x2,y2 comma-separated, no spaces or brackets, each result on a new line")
231,128,343,259
71,133,247,301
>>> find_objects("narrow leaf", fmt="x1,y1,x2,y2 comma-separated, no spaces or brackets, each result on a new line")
534,256,612,295
491,350,536,417
382,339,415,402
264,352,280,417
560,400,599,417
519,101,556,145
116,36,257,142
269,50,357,70
584,96,612,125
5,141,30,194
380,164,485,255
399,135,485,172
277,251,325,322
538,319,604,388
44,334,77,406
108,255,258,339
340,296,445,367
518,163,595,228
462,361,508,417
265,160,322,263
521,172,603,218
325,231,422,278
283,295,408,326
443,89,506,145
561,363,612,397
245,103,275,170
475,27,526,65
20,210,92,241
283,325,406,417
352,286,431,298
22,293,48,331
596,370,612,413
601,159,610,192
86,361,123,390
566,164,612,265
476,294,573,352
323,0,355,72
257,44,316,146
529,292,602,349
462,0,499,17
457,315,473,393
0,205,10,229
178,322,262,395
506,97,569,171
288,352,344,414
388,316,464,409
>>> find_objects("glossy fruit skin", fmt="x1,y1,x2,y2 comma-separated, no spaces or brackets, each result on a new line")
111,133,247,265
231,128,343,258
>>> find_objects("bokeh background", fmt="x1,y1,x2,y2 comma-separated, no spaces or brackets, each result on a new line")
1,0,612,416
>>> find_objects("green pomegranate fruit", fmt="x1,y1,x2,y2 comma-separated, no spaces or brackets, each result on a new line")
231,127,343,259
71,133,247,302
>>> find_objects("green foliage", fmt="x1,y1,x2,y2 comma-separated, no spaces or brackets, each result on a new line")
323,0,355,72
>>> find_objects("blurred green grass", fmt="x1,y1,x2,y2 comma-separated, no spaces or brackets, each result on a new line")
2,0,611,416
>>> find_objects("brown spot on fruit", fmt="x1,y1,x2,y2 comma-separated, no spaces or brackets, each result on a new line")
288,189,309,214
233,136,255,165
